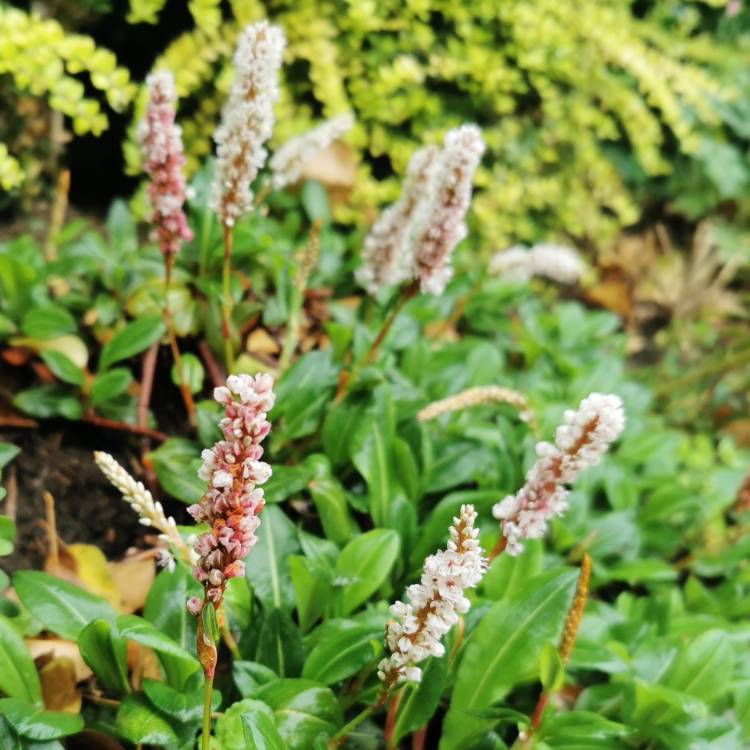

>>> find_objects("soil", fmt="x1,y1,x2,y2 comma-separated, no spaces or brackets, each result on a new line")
0,353,195,576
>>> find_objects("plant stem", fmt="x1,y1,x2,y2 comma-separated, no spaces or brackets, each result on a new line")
335,281,418,401
384,689,403,749
328,704,377,748
82,414,169,442
164,259,197,426
222,224,235,372
201,674,214,750
278,296,301,374
487,535,507,562
412,726,427,750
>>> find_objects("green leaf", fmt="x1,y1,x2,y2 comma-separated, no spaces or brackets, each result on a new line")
21,306,76,340
242,712,289,750
12,570,117,640
116,693,178,745
351,392,396,527
321,398,370,468
144,567,201,653
481,540,544,601
234,661,279,697
302,616,386,685
107,199,137,253
300,180,331,224
334,529,400,616
440,568,578,750
539,643,565,693
663,629,734,706
254,679,342,750
90,368,133,407
171,353,205,394
253,609,305,678
147,438,205,504
289,556,332,632
13,386,83,421
393,657,449,742
39,351,84,387
215,699,276,750
142,679,204,723
247,506,300,612
274,350,338,439
78,619,130,696
308,477,355,545
0,615,42,703
0,698,83,740
116,614,201,690
99,316,165,371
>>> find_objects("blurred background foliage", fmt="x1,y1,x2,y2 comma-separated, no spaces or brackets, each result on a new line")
1,0,750,248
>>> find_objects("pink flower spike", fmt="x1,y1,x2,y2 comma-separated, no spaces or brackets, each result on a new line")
137,71,193,261
412,124,484,295
188,374,275,612
493,393,625,554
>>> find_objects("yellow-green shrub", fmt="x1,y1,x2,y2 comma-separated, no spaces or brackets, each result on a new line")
0,6,135,193
125,0,732,247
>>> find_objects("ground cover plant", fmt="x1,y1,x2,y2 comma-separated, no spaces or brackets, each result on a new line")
1,8,750,750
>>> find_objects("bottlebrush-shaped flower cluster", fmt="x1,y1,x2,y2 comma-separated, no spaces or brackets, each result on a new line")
358,124,485,297
137,71,193,260
213,21,286,227
187,374,275,610
493,393,625,554
490,243,585,285
270,113,354,191
378,504,487,687
94,451,195,569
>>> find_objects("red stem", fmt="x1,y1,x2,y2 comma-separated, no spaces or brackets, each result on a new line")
412,726,427,750
198,340,225,389
82,413,168,442
384,690,402,749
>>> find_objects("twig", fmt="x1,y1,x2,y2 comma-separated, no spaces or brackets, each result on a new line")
138,343,159,435
43,491,59,569
412,726,427,750
82,414,168,442
198,340,225,389
43,169,70,262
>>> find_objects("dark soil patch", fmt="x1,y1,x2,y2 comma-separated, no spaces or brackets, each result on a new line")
1,422,188,575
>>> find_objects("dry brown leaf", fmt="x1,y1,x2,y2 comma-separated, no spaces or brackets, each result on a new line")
301,141,357,204
27,638,92,682
108,556,155,613
584,278,632,317
40,657,81,713
127,641,162,689
246,328,280,356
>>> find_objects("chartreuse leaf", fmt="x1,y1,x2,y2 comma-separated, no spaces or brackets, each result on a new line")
333,529,400,616
21,305,76,340
171,353,205,394
116,614,201,690
247,506,300,612
234,662,278,697
242,712,288,750
253,679,341,750
12,570,117,640
143,678,205,723
99,316,165,370
302,614,387,685
78,619,130,696
0,698,83,740
0,615,42,703
0,443,20,470
13,386,83,420
440,568,577,750
481,539,543,600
